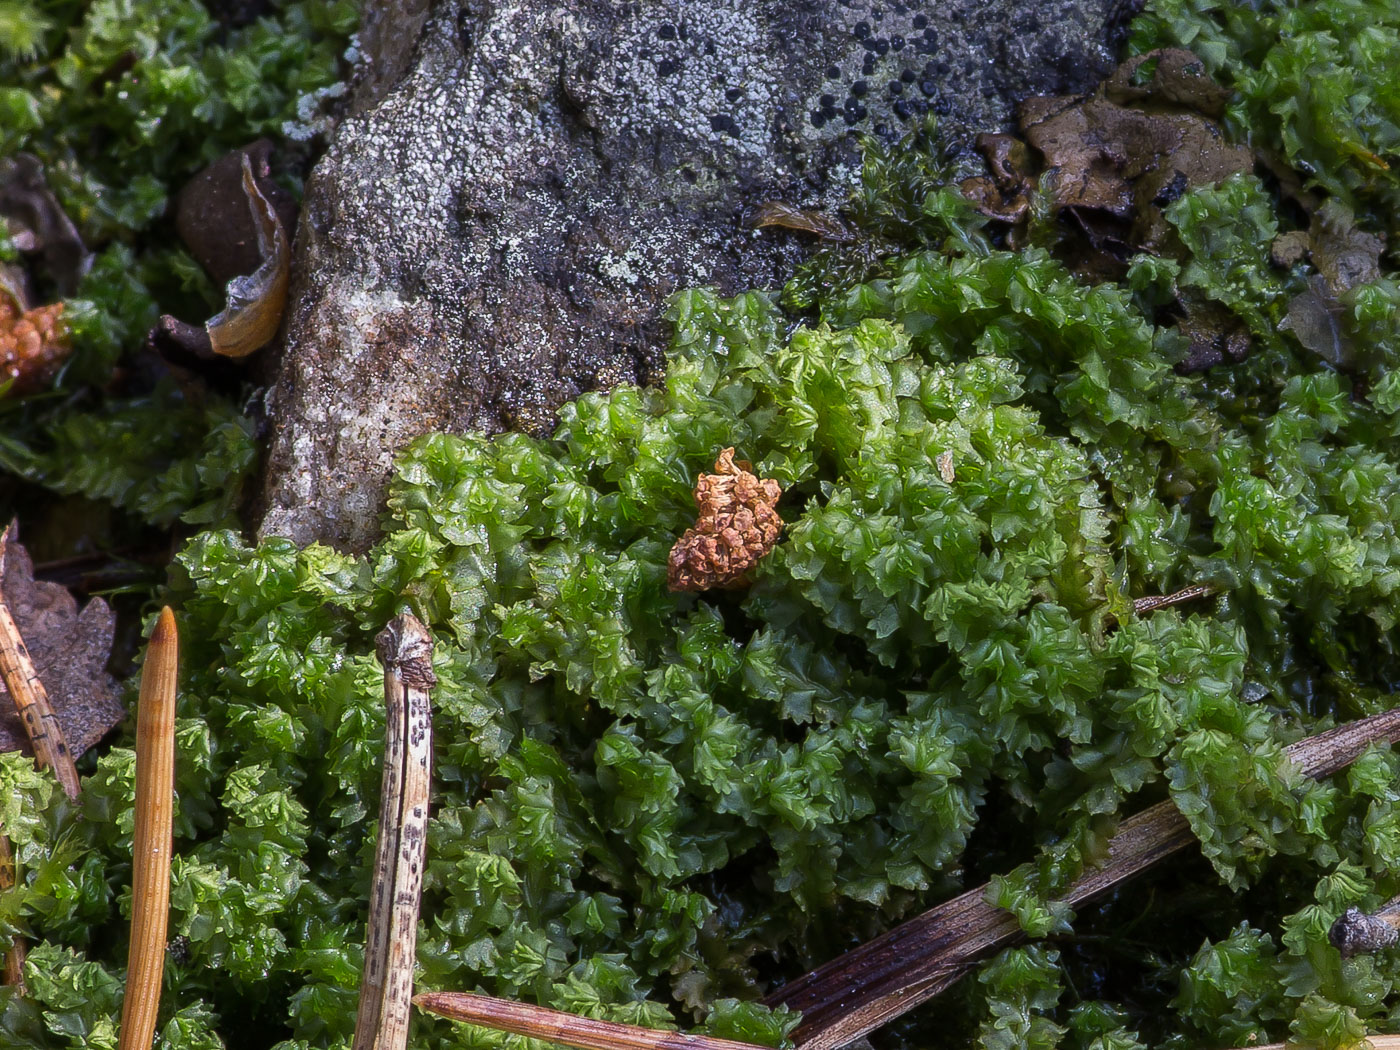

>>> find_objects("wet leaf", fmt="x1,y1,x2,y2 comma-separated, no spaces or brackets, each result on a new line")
0,524,122,760
0,153,90,298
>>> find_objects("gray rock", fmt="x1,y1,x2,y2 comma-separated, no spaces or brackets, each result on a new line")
259,0,1128,551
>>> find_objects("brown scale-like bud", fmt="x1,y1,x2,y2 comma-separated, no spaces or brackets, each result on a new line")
667,447,783,592
0,295,68,396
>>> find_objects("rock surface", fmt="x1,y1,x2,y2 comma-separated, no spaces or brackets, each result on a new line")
258,0,1132,551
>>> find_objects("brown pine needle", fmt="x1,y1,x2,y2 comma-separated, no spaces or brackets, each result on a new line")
118,607,178,1050
353,614,435,1050
414,991,769,1050
0,524,81,800
767,706,1400,1050
0,832,25,992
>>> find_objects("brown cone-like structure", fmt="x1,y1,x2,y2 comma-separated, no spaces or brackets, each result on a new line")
667,448,782,592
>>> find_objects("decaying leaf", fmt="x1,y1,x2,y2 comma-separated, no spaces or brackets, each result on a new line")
0,153,90,298
959,49,1254,267
0,285,70,397
1275,200,1386,367
668,448,783,592
752,201,854,242
204,152,291,358
175,140,298,288
0,524,123,760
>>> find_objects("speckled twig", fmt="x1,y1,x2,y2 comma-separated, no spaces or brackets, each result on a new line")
353,614,435,1050
0,524,80,800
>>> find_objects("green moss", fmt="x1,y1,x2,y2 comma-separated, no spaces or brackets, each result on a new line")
0,0,356,532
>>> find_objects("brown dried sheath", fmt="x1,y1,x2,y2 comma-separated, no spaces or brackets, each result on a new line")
0,524,80,800
118,607,178,1050
205,153,290,358
353,615,434,1050
414,991,769,1050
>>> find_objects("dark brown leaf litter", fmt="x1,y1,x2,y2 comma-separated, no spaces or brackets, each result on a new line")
668,449,783,592
1275,200,1387,368
0,153,90,299
959,48,1253,272
0,524,123,760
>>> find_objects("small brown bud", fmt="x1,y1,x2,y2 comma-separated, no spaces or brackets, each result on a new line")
667,448,783,592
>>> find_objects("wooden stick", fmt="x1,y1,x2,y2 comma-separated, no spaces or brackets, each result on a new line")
1131,584,1216,616
414,991,769,1050
0,832,25,992
1329,894,1400,958
766,707,1400,1050
353,615,435,1050
0,524,81,800
1228,1040,1400,1050
118,607,178,1050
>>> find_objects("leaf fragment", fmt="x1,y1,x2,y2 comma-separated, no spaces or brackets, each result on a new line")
0,522,122,763
204,152,291,358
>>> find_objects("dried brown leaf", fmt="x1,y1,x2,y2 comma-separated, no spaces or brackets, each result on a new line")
0,524,123,760
204,152,292,358
0,288,70,397
752,201,853,242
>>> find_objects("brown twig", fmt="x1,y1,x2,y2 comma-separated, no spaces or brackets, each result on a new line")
118,607,178,1050
1131,583,1217,616
413,991,769,1050
0,524,81,800
0,831,25,992
353,614,435,1050
766,707,1400,1050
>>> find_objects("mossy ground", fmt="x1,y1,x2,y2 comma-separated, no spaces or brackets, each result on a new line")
3,1,1400,1049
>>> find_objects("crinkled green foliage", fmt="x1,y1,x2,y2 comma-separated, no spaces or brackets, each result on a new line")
0,0,355,529
1131,0,1400,237
5,1,1400,1048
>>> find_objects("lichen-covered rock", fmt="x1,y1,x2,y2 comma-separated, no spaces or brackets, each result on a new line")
258,0,1127,551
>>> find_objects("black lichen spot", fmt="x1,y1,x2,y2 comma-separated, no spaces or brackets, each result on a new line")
912,12,928,28
657,22,676,39
854,20,871,39
656,58,677,77
900,68,916,82
873,37,890,55
891,35,906,51
820,93,836,107
888,79,903,94
893,99,911,119
811,109,826,128
826,64,841,79
862,54,876,75
919,79,937,96
710,113,739,136
1152,170,1191,207
726,86,743,102
851,79,868,97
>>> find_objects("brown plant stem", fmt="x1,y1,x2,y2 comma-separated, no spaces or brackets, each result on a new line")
413,991,768,1050
0,524,80,800
0,832,25,992
766,707,1400,1050
118,607,178,1050
353,614,435,1050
